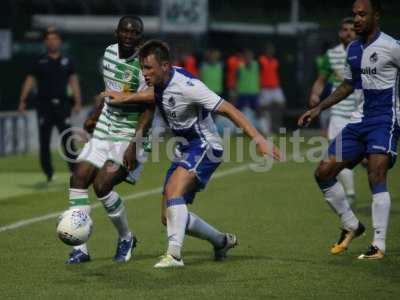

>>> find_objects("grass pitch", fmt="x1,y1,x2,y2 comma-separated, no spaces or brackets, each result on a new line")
0,136,399,299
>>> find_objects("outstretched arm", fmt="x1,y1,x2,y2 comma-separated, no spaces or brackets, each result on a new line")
298,81,354,127
101,87,155,105
216,100,281,160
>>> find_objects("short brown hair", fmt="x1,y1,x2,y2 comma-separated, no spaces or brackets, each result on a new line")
43,26,61,40
340,17,354,29
138,40,171,64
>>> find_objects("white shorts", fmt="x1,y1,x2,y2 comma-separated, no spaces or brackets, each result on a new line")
77,138,147,182
328,115,350,140
259,87,286,106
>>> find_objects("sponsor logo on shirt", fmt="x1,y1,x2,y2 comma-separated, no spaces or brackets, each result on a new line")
167,111,177,118
361,67,377,75
104,63,112,71
105,79,122,91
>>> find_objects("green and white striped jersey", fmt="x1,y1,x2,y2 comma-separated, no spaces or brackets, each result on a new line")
325,44,359,118
93,43,147,142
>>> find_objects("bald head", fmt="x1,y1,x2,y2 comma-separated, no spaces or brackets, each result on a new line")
353,0,380,37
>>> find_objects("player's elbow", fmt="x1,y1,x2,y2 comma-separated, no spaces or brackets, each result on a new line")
135,93,154,104
216,100,235,117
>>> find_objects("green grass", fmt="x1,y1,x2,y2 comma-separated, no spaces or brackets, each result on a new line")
0,136,400,299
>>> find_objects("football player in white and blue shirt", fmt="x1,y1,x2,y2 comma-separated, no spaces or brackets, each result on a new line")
104,40,281,268
299,0,399,259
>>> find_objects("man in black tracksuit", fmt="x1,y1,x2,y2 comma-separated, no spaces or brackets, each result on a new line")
18,28,82,181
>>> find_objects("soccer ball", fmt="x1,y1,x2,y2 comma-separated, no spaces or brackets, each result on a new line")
57,209,93,246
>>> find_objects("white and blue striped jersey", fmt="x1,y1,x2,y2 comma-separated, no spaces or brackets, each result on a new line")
154,67,224,150
344,32,400,124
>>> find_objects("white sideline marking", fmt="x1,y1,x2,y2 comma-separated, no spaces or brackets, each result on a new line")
0,163,254,233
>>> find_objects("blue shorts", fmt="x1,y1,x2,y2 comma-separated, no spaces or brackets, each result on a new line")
328,120,400,168
163,142,223,204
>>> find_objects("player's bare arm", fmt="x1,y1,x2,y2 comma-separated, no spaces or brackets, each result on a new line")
216,100,281,161
123,106,154,171
101,87,155,105
309,74,327,108
83,98,105,134
69,74,83,113
298,81,354,127
18,75,36,113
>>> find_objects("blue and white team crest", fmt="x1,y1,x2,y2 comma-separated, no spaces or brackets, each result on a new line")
168,96,175,107
369,52,378,63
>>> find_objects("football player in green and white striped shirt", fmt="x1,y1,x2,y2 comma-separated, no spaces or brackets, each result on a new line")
65,16,154,264
309,17,360,205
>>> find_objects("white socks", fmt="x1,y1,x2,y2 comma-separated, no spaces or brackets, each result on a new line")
322,181,359,231
166,197,188,259
186,212,225,248
69,188,91,254
372,192,390,253
337,169,355,197
165,197,227,259
98,191,131,241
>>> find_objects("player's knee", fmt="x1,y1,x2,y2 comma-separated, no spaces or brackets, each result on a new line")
314,163,340,191
164,184,179,200
314,166,330,183
93,179,112,198
70,170,89,189
164,190,173,200
368,169,386,187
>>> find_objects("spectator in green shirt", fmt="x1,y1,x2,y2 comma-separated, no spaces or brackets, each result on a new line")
200,49,223,95
235,49,260,129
